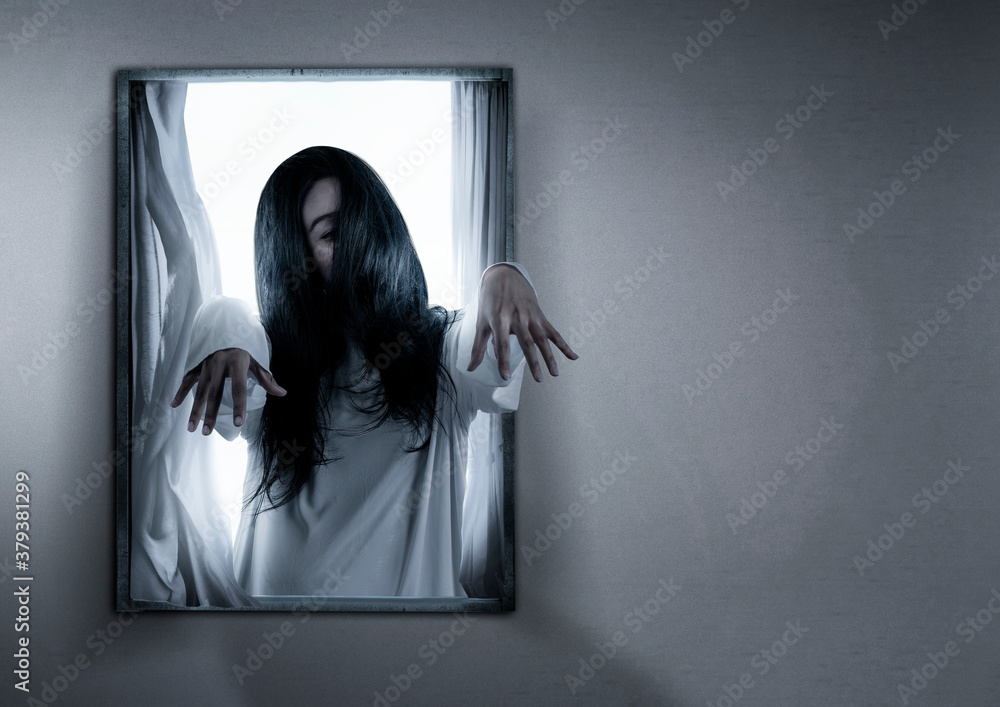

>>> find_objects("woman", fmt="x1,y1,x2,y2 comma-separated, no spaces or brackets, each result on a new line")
170,146,576,597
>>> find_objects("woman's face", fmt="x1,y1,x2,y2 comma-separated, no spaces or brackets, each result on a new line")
301,176,341,284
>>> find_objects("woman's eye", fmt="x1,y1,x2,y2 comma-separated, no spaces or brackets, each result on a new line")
322,230,337,241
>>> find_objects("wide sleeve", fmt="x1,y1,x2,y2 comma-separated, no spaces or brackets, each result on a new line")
181,294,273,442
447,262,537,425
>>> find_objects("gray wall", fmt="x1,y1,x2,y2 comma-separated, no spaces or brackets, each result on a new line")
2,0,999,704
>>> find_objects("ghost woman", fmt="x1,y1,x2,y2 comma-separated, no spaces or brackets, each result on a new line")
171,146,577,598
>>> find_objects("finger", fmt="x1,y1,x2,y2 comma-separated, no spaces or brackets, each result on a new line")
249,358,287,396
187,364,212,433
530,319,560,377
171,368,199,407
201,365,226,436
512,316,542,383
231,358,248,427
492,311,513,380
545,319,579,360
467,314,491,372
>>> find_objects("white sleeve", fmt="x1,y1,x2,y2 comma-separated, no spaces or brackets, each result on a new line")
182,295,273,442
448,262,537,423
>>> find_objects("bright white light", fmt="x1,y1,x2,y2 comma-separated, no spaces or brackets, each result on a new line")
184,80,454,548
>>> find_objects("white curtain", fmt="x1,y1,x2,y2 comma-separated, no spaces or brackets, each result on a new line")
129,81,257,607
452,80,509,598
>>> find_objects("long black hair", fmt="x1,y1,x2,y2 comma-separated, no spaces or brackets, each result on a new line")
247,146,460,513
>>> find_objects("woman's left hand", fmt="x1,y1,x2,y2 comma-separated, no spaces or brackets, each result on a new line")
468,264,579,382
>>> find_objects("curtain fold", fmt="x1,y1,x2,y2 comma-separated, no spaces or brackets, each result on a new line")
129,80,257,607
452,80,509,598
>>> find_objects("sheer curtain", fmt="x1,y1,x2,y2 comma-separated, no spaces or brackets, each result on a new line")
452,80,510,598
129,80,256,607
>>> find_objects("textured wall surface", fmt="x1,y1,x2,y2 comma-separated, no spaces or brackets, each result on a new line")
2,0,999,704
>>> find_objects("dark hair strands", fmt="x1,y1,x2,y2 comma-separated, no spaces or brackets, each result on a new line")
246,146,461,515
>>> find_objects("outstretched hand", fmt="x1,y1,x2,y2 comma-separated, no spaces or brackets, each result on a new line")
170,348,286,435
467,264,579,382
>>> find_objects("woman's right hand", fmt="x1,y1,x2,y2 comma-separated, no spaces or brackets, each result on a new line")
170,347,287,435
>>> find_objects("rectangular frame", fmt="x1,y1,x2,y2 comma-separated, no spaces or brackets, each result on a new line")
115,67,515,612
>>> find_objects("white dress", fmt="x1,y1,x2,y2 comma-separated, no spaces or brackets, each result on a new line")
182,262,533,597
